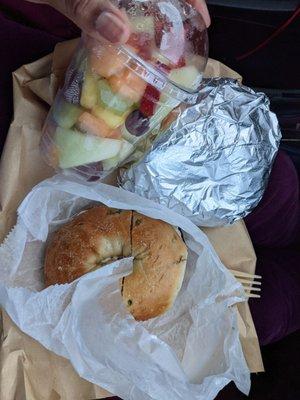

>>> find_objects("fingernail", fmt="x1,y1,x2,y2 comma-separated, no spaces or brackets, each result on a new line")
95,11,128,43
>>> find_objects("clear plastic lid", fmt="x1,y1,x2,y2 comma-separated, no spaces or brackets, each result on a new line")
116,0,209,101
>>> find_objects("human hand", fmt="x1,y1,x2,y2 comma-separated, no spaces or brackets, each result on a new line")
189,0,211,28
27,0,210,44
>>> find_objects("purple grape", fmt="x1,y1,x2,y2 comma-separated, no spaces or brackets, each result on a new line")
76,161,103,181
125,110,150,137
87,175,101,182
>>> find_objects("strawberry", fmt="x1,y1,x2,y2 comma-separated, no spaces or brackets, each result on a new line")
154,20,164,47
156,61,171,74
140,85,161,117
155,56,185,76
176,56,186,68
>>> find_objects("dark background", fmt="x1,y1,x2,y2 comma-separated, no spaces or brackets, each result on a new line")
207,4,300,398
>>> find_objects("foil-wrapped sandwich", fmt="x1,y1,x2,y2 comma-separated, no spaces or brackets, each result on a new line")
120,78,281,227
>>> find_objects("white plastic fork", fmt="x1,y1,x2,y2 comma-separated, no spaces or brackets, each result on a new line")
229,269,262,298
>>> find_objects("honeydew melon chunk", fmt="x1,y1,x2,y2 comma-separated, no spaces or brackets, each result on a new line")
55,127,122,169
52,99,83,129
80,67,99,109
118,139,134,161
121,125,137,144
92,105,128,129
102,139,134,170
102,156,119,170
169,65,202,91
98,80,133,116
130,16,155,35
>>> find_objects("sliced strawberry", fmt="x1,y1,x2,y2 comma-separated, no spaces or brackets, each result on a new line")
155,61,171,74
128,32,149,49
155,58,185,74
176,56,186,68
140,85,161,117
154,19,164,47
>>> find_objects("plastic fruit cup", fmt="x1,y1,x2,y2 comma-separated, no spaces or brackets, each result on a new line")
40,0,208,179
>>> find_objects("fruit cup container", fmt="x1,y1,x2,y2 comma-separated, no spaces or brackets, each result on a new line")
40,0,208,180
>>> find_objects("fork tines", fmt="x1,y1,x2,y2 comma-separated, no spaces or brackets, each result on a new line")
229,269,262,298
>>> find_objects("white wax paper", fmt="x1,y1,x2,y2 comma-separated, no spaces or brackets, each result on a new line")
0,174,250,400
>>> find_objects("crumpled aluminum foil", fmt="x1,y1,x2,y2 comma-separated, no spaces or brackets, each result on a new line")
120,78,281,227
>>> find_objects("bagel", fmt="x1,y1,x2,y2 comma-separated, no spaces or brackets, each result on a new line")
44,206,188,320
44,207,132,285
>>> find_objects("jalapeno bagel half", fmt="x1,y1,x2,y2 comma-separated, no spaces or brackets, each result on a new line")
44,206,187,321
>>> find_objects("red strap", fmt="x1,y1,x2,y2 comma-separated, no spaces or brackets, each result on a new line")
236,6,300,61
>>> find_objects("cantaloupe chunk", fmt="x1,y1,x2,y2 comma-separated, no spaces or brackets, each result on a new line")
109,69,147,103
55,127,122,169
77,112,112,138
109,128,122,139
89,47,127,78
80,67,99,109
92,105,128,129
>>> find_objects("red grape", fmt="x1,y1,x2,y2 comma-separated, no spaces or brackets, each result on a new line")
125,110,150,136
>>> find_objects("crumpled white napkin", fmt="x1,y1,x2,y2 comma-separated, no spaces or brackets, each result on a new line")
0,174,250,400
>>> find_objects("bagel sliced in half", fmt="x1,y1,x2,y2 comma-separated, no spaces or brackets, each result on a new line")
44,207,132,285
44,206,187,320
122,212,187,321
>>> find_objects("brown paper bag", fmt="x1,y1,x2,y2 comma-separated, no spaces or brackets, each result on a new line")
202,223,264,373
0,39,263,400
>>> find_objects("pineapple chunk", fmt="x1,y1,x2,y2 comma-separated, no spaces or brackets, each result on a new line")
92,105,128,129
169,65,202,91
80,67,99,109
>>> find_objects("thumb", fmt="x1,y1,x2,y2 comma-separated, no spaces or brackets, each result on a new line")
32,0,131,44
187,0,211,27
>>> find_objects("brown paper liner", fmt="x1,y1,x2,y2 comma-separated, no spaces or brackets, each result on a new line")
0,39,263,400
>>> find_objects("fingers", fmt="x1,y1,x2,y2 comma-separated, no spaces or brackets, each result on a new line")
94,10,130,43
187,0,211,27
67,0,131,43
27,0,210,44
32,0,131,44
